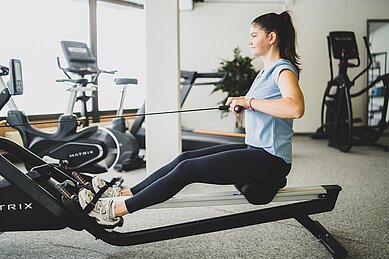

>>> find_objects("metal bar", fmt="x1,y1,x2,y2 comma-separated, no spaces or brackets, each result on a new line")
89,0,100,123
0,76,18,111
135,186,328,209
296,215,348,258
99,0,144,9
116,85,127,117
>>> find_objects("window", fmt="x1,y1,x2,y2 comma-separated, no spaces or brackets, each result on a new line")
0,0,89,116
96,1,146,111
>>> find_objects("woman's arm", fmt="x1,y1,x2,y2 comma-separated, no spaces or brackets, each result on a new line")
226,70,305,119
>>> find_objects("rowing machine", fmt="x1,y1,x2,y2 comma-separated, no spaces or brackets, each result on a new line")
0,135,347,258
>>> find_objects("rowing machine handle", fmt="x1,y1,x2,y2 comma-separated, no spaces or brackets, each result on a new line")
218,105,244,113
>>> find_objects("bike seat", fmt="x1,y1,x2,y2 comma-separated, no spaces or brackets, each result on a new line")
234,178,287,205
114,78,138,86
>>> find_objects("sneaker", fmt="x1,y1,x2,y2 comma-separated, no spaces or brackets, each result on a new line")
78,188,121,226
92,176,121,198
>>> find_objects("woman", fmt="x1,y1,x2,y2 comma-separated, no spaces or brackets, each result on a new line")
78,11,304,226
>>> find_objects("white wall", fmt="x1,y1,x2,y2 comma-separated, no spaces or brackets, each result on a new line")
144,0,182,173
179,0,389,133
179,2,283,132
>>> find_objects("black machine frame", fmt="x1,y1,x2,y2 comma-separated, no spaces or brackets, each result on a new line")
313,31,389,152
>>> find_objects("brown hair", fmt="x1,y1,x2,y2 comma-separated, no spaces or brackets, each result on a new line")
252,11,301,72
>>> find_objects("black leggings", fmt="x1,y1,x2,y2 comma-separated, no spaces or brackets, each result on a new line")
125,143,291,213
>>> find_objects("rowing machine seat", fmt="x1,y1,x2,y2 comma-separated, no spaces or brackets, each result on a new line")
234,178,287,205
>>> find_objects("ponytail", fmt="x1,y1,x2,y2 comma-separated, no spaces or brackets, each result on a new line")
252,11,301,72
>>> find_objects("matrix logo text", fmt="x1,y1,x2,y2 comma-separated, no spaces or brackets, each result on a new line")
0,203,33,211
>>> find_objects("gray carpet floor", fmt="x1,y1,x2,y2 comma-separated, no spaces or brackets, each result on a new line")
0,135,388,258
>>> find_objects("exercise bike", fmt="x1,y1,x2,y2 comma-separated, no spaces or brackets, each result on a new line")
58,40,145,171
2,59,120,174
313,31,389,152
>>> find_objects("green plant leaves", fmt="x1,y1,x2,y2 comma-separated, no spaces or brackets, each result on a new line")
213,47,258,117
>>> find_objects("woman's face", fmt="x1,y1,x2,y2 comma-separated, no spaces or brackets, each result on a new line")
248,24,272,57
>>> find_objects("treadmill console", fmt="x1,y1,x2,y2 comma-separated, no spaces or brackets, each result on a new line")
9,59,24,95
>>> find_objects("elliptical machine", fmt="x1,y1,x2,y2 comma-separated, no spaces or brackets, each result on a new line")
2,59,120,174
313,31,389,152
57,40,145,171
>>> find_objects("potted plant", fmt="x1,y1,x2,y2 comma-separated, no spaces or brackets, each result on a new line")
212,47,258,130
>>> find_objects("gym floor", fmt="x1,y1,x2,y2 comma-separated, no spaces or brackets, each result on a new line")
1,135,388,259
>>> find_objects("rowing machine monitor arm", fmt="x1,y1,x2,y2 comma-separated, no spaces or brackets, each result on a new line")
0,65,11,110
0,60,24,111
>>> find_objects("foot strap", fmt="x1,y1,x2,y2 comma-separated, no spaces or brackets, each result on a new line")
83,178,117,214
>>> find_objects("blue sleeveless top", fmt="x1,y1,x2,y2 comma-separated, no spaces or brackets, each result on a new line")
244,59,298,164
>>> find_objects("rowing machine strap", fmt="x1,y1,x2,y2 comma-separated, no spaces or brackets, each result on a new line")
84,178,117,213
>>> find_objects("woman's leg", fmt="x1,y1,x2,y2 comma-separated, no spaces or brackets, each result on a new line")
130,143,247,194
123,148,290,215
